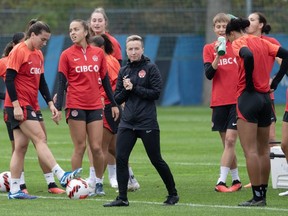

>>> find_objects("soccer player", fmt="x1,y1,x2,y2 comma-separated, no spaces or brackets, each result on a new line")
203,13,242,193
55,19,118,196
0,32,65,195
4,19,82,200
244,11,282,189
103,35,179,207
226,17,288,206
88,7,140,190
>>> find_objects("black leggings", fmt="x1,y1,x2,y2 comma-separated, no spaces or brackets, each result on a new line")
116,128,177,200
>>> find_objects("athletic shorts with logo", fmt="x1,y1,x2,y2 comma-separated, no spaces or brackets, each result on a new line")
65,108,103,124
5,106,43,131
211,104,237,132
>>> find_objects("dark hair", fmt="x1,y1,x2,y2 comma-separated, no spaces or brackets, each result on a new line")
226,18,250,35
26,19,51,38
71,19,90,42
90,34,114,55
254,12,271,34
2,32,25,57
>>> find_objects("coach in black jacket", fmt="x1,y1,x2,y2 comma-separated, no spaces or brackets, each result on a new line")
104,35,179,207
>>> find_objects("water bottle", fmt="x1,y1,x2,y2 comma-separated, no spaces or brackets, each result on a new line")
217,36,226,56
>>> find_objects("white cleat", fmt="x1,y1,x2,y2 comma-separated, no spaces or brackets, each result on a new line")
127,176,140,191
109,177,118,189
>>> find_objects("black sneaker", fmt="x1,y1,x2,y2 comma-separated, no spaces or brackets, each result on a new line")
238,198,266,207
103,196,129,207
163,195,179,205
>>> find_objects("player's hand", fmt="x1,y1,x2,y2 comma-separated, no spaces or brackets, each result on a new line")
111,106,120,121
13,106,24,121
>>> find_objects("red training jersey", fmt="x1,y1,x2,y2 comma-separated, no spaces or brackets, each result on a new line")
0,57,8,79
106,32,122,62
58,44,107,110
203,40,238,107
100,54,120,105
232,34,279,97
261,35,281,100
4,42,44,110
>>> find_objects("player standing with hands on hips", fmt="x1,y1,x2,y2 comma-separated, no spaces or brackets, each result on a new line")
103,35,179,207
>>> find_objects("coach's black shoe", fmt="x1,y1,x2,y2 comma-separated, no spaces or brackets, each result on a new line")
163,195,179,205
103,196,129,207
238,198,266,207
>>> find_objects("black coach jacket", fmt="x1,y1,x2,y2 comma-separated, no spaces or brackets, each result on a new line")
114,55,162,130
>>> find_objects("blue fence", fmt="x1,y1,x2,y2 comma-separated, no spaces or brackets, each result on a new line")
1,34,288,108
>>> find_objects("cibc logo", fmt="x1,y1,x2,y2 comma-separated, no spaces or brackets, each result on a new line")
75,65,99,73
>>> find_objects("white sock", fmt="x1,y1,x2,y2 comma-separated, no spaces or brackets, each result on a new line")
10,178,20,193
44,172,55,185
128,166,134,178
107,164,116,179
217,166,230,184
51,164,65,181
95,177,103,184
230,168,240,181
89,167,96,181
19,172,25,185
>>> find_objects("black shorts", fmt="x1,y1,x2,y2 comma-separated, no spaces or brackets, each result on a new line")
283,111,288,122
65,108,103,124
211,104,237,132
271,100,277,123
237,91,272,127
103,104,121,134
36,110,44,122
5,105,39,130
3,109,13,141
4,108,44,141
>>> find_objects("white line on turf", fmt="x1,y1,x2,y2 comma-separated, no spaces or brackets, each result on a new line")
0,155,247,167
0,193,288,212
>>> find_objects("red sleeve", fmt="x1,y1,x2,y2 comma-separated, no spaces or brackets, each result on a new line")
0,58,8,78
6,44,25,72
58,51,69,78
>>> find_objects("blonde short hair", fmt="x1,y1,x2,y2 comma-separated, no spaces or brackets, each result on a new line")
213,13,230,26
126,35,143,47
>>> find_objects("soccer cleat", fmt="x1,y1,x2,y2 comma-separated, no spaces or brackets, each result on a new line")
229,180,242,192
279,190,288,196
103,196,129,207
109,177,118,189
95,183,105,196
238,198,266,207
163,195,179,205
8,190,37,199
215,181,230,192
48,182,65,194
87,180,96,197
127,176,140,191
244,182,252,188
60,168,82,187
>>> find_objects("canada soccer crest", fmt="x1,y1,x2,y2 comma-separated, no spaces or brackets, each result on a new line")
92,55,98,61
31,111,36,117
138,70,146,78
71,110,78,117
